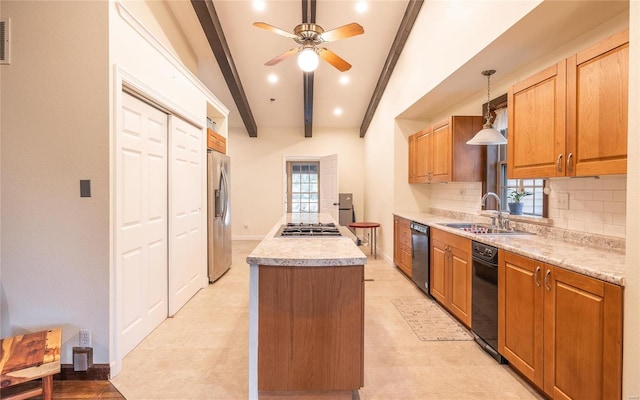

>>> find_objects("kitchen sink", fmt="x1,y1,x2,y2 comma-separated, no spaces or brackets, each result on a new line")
439,222,534,235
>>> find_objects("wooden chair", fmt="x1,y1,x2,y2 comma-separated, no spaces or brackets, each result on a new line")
0,328,61,400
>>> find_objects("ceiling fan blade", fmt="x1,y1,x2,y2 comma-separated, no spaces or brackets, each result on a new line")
253,22,297,39
319,23,364,42
265,48,300,66
318,48,352,72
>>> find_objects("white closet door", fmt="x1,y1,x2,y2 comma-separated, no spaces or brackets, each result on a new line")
169,116,205,316
116,92,168,357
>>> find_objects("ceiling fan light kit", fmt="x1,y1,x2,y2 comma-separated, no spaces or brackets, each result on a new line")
297,46,319,72
253,21,364,72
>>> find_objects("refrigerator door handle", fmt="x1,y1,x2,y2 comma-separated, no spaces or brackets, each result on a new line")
214,188,222,218
221,165,229,220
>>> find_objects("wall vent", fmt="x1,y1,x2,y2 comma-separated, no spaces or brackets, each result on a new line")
0,18,11,65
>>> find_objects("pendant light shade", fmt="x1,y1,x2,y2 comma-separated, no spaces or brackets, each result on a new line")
467,70,507,145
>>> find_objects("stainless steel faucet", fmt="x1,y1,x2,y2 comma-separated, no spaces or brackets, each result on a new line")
481,192,504,230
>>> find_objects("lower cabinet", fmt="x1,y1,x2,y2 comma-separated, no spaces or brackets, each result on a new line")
498,250,623,400
394,216,412,277
430,228,471,327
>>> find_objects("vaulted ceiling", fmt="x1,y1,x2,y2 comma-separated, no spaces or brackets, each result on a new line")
174,0,417,137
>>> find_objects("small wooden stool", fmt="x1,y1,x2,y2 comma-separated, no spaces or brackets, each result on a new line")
0,328,61,400
348,222,380,258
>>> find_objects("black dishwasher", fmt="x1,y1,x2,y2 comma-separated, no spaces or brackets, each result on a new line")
471,241,506,364
410,222,430,295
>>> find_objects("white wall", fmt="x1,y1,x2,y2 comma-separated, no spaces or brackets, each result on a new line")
228,126,364,238
0,0,227,370
623,2,639,397
364,1,542,259
0,0,110,361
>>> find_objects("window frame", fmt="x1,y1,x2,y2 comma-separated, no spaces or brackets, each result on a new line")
286,161,320,214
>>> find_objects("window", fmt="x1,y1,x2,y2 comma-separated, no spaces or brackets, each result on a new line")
286,162,319,213
485,98,546,217
498,167,545,216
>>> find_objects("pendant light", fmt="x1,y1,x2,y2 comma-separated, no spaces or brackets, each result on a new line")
467,70,507,145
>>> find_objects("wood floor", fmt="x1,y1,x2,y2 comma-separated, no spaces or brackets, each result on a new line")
0,380,125,399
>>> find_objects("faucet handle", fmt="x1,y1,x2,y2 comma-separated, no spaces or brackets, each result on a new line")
502,215,511,231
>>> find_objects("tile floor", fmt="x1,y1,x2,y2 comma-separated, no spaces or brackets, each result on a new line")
111,240,544,400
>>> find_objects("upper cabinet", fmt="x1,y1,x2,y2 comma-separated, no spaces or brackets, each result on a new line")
508,28,629,179
409,116,485,184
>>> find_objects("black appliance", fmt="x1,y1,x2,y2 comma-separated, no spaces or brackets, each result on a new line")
276,222,342,237
410,222,430,295
471,240,507,363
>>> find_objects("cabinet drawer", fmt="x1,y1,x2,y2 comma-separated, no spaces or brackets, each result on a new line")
207,128,227,154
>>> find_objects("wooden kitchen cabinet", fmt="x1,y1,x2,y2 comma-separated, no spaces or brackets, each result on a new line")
430,228,471,327
498,250,623,400
408,133,417,183
393,216,412,277
508,28,628,179
566,28,628,176
207,128,227,154
258,265,364,392
408,116,484,184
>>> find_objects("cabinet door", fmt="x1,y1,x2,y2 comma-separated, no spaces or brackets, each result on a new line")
449,244,471,327
408,134,417,183
393,216,401,267
544,266,622,400
415,128,432,182
429,237,447,305
508,61,567,178
430,120,451,182
566,29,628,177
498,251,544,388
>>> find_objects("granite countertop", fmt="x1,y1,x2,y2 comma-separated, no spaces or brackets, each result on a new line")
396,212,625,286
246,213,367,267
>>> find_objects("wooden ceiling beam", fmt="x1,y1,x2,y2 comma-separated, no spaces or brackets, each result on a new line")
191,0,258,138
302,0,316,138
359,0,423,138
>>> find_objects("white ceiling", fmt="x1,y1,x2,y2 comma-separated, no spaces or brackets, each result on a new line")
168,0,409,134
167,1,628,137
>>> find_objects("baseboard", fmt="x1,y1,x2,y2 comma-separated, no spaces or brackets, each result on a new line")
56,364,110,380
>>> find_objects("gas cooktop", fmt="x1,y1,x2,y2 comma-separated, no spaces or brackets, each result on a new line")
276,222,342,237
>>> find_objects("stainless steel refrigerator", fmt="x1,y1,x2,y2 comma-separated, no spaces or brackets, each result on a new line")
207,150,231,282
338,193,355,232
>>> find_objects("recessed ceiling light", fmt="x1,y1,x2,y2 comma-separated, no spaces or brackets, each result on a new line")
268,74,278,83
253,0,266,11
339,76,350,85
334,108,343,116
355,1,368,13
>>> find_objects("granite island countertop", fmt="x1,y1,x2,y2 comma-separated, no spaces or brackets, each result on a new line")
396,212,625,286
246,213,367,267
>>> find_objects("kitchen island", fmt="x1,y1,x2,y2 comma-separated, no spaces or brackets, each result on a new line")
246,214,367,400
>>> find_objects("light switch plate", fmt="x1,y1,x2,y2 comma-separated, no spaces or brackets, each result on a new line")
557,192,569,210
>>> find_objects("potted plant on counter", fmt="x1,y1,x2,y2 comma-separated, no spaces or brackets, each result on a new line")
507,189,531,215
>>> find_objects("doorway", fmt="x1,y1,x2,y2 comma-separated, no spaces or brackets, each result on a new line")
283,154,338,220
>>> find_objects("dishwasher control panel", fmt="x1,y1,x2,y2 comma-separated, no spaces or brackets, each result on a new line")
472,241,499,264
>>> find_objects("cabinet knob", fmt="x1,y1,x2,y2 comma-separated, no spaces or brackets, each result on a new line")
534,266,541,287
566,152,574,174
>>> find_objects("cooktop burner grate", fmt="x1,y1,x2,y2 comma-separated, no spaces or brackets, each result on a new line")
276,222,342,237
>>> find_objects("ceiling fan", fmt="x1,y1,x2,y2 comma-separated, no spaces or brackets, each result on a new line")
253,21,364,72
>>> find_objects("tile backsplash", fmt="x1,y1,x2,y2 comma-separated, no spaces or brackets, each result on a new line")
548,175,627,238
424,176,627,239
